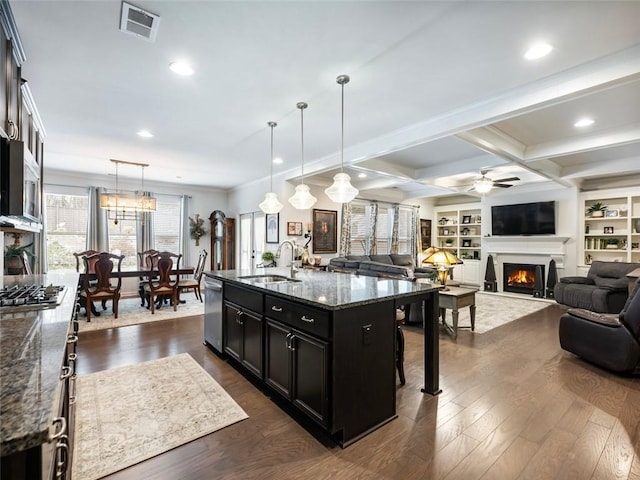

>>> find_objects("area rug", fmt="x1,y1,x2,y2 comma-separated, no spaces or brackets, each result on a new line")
452,291,552,334
78,295,204,333
72,353,248,480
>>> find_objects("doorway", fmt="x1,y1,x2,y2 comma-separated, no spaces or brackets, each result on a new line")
239,211,265,270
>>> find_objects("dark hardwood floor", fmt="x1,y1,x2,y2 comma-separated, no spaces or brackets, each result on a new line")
76,304,640,480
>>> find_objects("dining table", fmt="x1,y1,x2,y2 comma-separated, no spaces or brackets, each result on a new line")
79,265,195,316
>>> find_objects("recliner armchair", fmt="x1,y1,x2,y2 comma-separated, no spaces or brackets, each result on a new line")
559,279,640,373
554,261,640,313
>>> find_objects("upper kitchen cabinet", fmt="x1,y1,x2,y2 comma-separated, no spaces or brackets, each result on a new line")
0,1,27,141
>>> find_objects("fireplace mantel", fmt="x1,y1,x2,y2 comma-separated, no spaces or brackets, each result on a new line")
483,236,570,255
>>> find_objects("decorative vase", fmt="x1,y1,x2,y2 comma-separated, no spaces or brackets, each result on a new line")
591,211,604,218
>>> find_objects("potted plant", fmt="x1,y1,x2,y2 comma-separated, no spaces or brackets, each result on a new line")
587,202,607,218
261,251,275,267
605,238,620,249
4,243,34,274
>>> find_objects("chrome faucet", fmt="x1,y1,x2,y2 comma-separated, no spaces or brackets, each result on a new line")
276,240,298,278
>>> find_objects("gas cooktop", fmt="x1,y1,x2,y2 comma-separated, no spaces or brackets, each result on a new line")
0,284,67,311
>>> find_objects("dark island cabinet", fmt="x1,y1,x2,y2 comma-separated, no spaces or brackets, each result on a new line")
223,302,263,379
265,318,329,427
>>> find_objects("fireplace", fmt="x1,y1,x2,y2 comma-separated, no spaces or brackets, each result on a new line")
503,263,545,295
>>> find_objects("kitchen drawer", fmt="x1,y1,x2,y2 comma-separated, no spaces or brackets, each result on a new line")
265,295,330,339
224,284,263,313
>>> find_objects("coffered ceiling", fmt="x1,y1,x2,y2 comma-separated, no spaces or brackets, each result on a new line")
9,1,640,199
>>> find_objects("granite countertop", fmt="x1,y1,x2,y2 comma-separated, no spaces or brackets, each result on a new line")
0,272,79,456
205,267,438,310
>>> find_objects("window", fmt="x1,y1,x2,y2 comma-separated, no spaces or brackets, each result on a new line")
45,192,88,271
108,217,137,269
347,201,416,256
154,196,181,253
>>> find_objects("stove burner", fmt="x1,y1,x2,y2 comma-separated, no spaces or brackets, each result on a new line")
0,284,66,310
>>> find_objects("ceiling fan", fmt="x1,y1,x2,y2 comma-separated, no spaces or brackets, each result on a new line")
469,169,520,194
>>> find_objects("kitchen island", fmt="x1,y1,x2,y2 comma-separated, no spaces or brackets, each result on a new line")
0,272,79,480
204,267,440,447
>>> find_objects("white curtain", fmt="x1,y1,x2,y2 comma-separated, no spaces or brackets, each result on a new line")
180,195,190,268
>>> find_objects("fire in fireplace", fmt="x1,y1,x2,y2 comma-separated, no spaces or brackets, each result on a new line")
503,263,545,295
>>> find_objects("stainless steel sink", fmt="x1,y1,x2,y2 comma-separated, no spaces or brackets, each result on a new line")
238,274,302,284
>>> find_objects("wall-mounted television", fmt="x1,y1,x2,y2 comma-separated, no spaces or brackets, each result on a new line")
491,201,556,236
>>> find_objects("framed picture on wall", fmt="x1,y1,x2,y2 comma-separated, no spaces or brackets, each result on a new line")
420,219,432,247
312,209,337,253
266,213,279,244
287,222,303,236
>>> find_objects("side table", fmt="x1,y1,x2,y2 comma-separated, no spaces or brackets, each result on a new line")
438,286,478,340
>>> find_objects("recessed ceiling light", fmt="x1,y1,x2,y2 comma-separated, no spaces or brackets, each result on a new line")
137,130,153,138
169,62,194,76
524,43,553,60
273,157,283,164
574,118,595,128
358,173,367,178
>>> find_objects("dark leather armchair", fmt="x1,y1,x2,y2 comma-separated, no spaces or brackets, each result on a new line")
559,280,640,373
554,261,640,313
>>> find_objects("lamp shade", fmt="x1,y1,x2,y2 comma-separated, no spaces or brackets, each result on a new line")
423,248,463,267
288,183,317,210
325,172,358,203
259,192,283,214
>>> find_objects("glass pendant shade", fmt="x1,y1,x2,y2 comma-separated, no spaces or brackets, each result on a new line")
288,183,317,210
259,192,283,214
259,121,283,214
325,172,358,203
325,74,358,204
288,101,317,210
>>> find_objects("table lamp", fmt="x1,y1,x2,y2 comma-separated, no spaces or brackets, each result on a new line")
422,247,463,290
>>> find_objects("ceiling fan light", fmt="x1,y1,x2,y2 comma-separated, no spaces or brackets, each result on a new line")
474,178,493,194
325,172,358,203
259,192,283,214
288,183,317,210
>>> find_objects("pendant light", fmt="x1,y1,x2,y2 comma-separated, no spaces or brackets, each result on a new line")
288,102,317,209
325,74,358,204
259,121,283,214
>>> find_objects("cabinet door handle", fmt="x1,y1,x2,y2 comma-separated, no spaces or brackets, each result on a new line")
54,436,69,478
67,334,78,345
271,306,283,312
301,315,314,323
290,335,296,351
50,417,67,440
285,332,292,350
60,366,72,380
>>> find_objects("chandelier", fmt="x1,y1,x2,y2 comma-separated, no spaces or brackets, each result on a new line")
100,159,157,224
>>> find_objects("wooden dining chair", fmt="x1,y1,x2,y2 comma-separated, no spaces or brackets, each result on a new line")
137,249,160,306
80,252,124,322
74,249,108,314
144,251,182,314
177,249,208,302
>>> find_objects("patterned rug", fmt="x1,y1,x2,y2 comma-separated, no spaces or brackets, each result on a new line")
451,291,552,334
72,353,248,480
78,295,204,332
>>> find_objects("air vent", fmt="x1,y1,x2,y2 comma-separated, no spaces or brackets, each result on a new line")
120,2,160,42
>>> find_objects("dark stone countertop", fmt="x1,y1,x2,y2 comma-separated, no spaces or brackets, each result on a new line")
0,272,78,456
205,267,438,310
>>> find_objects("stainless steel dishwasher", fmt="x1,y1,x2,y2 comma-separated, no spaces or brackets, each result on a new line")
204,275,223,355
